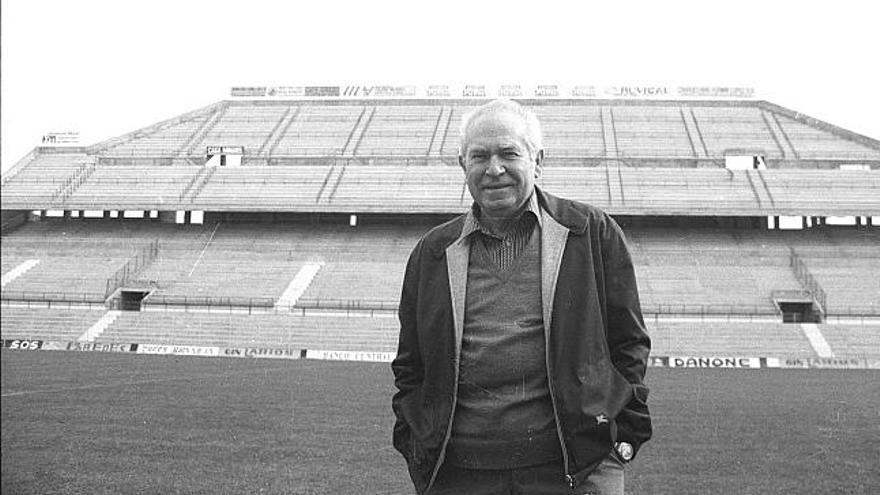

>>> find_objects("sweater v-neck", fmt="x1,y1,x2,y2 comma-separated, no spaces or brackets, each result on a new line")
472,229,536,283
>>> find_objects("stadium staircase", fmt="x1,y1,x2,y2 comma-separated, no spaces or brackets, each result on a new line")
428,106,453,156
599,107,619,158
1,259,40,289
767,112,800,159
678,108,703,158
342,107,373,157
104,240,161,299
759,110,792,159
259,106,297,159
274,261,325,309
77,310,122,342
178,106,227,157
785,247,827,319
50,159,97,203
179,166,216,203
686,109,710,157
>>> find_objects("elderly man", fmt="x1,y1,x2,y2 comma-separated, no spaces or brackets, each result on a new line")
392,99,651,494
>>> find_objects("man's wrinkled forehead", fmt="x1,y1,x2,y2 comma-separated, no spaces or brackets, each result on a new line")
463,111,531,153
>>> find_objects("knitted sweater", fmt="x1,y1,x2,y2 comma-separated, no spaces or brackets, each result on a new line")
446,226,561,469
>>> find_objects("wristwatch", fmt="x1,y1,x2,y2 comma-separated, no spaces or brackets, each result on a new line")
614,442,634,463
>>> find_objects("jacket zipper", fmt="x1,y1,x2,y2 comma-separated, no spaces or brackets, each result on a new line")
545,339,574,488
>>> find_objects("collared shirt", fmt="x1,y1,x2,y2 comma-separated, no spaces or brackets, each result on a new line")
461,193,543,271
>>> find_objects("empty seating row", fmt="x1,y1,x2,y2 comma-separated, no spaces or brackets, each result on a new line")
0,307,104,341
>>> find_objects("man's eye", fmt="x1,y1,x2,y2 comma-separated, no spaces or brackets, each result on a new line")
503,152,519,159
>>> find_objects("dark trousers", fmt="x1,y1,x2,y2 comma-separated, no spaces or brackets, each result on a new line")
428,454,625,495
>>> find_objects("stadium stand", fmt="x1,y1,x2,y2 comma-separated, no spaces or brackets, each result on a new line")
355,105,439,156
774,113,880,160
61,165,201,209
0,152,94,207
194,105,288,155
648,321,818,358
819,324,880,359
531,105,605,157
611,106,695,158
1,307,105,342
2,95,878,363
300,262,403,305
690,106,784,159
99,311,399,352
326,165,466,212
102,115,211,157
272,105,363,156
189,165,332,209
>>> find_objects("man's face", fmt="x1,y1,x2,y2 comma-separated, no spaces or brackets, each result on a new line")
459,111,543,219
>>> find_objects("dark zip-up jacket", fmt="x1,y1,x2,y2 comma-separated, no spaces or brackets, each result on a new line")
392,188,651,494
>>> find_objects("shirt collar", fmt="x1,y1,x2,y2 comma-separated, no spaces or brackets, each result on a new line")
459,191,543,241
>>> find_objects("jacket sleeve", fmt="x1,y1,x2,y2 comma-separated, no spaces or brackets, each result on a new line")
600,215,652,458
391,239,425,463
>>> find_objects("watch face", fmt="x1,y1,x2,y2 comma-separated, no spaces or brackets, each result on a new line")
617,442,634,461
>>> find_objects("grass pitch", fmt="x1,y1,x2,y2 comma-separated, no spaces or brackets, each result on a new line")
2,349,877,494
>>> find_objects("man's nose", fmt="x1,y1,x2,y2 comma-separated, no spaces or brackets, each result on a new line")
486,155,505,176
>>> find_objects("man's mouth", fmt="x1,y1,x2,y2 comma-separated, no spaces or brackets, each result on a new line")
484,184,513,190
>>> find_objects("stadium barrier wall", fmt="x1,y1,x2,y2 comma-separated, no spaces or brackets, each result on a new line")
3,287,877,318
4,340,878,369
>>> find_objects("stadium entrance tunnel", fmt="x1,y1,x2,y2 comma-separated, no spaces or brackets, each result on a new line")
775,300,824,323
115,290,152,311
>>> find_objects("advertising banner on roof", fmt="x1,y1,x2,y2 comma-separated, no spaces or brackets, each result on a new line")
267,86,305,97
462,85,486,97
499,85,523,97
41,131,80,146
604,86,672,98
230,84,755,100
426,85,450,97
571,86,597,97
304,86,340,97
535,85,559,97
342,85,416,97
231,86,267,97
678,86,755,98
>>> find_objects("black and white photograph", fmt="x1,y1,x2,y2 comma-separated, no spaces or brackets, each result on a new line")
2,1,878,494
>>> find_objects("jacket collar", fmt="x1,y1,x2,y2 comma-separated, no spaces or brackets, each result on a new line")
534,187,588,236
430,186,587,259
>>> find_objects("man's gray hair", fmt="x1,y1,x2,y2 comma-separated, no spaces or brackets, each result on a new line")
458,99,543,157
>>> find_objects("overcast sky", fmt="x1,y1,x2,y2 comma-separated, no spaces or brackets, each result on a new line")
3,0,879,172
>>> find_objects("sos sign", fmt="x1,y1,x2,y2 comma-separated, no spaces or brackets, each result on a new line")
4,339,43,350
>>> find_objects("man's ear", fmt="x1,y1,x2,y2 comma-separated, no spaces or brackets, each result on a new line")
458,154,467,173
534,149,544,178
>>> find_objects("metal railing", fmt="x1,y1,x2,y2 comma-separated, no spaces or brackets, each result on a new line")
104,239,160,298
789,247,828,313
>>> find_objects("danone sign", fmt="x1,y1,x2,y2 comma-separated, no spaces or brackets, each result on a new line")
668,356,762,368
